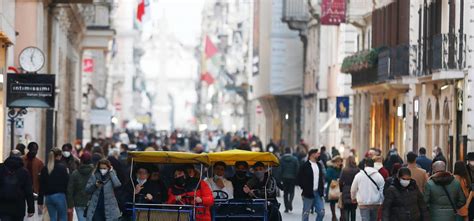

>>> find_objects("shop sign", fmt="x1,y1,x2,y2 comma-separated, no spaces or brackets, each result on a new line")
7,74,55,108
336,96,349,118
83,58,94,73
321,0,346,25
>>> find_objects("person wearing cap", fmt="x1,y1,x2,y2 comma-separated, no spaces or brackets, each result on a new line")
206,161,234,199
298,148,325,221
230,161,251,199
244,161,280,220
382,168,429,221
167,167,214,221
67,152,94,221
424,161,466,221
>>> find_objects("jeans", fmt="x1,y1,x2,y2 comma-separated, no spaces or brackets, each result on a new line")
75,207,86,221
282,178,296,211
360,207,379,221
302,191,325,221
45,193,68,221
0,215,23,221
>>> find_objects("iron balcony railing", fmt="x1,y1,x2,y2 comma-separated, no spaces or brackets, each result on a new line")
431,33,467,71
377,44,410,81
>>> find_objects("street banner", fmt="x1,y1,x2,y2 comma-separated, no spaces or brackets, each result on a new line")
321,0,346,25
83,58,94,73
336,96,349,118
7,74,55,108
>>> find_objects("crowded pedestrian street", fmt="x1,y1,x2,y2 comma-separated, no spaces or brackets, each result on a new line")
1,0,474,221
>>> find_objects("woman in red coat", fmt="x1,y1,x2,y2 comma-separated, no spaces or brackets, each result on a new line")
167,167,214,221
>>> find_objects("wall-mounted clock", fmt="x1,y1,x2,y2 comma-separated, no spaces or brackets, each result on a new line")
19,47,45,73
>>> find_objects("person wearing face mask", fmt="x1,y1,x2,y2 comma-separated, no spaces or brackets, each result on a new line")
230,161,251,199
432,146,447,164
244,161,280,221
61,143,81,173
129,166,167,204
85,159,121,221
23,142,45,195
166,167,214,221
373,156,389,180
382,168,429,221
206,161,234,199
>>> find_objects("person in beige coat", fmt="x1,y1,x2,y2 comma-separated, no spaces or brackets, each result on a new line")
406,152,428,193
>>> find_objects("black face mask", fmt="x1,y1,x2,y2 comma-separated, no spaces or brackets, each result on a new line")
236,171,247,177
174,177,186,187
27,152,37,159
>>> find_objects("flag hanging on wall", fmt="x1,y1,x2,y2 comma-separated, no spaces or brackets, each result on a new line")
205,36,218,58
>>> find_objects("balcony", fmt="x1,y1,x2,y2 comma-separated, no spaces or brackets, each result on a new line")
431,33,466,71
377,44,410,81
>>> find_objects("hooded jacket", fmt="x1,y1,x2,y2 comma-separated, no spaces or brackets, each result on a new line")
279,154,299,180
67,164,94,208
424,171,466,221
350,167,385,206
0,156,35,217
382,178,429,221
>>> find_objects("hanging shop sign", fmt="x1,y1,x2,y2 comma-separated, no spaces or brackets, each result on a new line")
336,96,350,119
321,0,346,25
7,74,55,108
83,58,94,73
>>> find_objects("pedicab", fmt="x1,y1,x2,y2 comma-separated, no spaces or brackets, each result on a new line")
127,151,210,221
207,150,280,221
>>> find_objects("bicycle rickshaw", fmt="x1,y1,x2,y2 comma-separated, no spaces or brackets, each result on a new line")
127,151,210,221
207,150,280,221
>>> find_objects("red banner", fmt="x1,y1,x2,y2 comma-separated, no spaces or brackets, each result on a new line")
83,58,94,73
321,0,346,25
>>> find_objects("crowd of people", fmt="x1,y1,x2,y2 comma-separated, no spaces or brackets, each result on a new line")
2,131,474,221
277,145,471,221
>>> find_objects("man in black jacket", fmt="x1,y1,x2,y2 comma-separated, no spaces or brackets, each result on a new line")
0,152,35,220
297,149,325,221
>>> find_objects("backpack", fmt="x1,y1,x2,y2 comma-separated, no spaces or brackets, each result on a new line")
0,165,22,201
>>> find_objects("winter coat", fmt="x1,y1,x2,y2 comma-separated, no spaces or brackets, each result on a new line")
38,161,69,205
350,167,385,206
67,164,94,208
127,178,168,204
22,156,44,194
0,157,35,217
424,172,466,221
85,170,122,221
279,154,299,180
297,160,325,198
433,154,447,164
416,155,433,174
382,178,429,221
61,156,81,173
325,162,341,202
339,166,359,205
166,180,214,221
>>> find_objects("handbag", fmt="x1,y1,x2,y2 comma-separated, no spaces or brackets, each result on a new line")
337,195,344,208
328,180,341,200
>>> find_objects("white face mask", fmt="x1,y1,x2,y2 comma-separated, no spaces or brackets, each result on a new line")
374,162,383,171
100,169,108,175
137,179,147,185
400,179,410,187
469,161,474,167
432,151,437,158
62,151,71,158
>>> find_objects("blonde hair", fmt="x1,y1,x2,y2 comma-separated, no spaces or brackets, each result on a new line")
47,147,62,174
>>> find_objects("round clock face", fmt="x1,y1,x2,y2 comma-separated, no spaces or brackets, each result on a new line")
19,47,45,72
95,97,108,109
